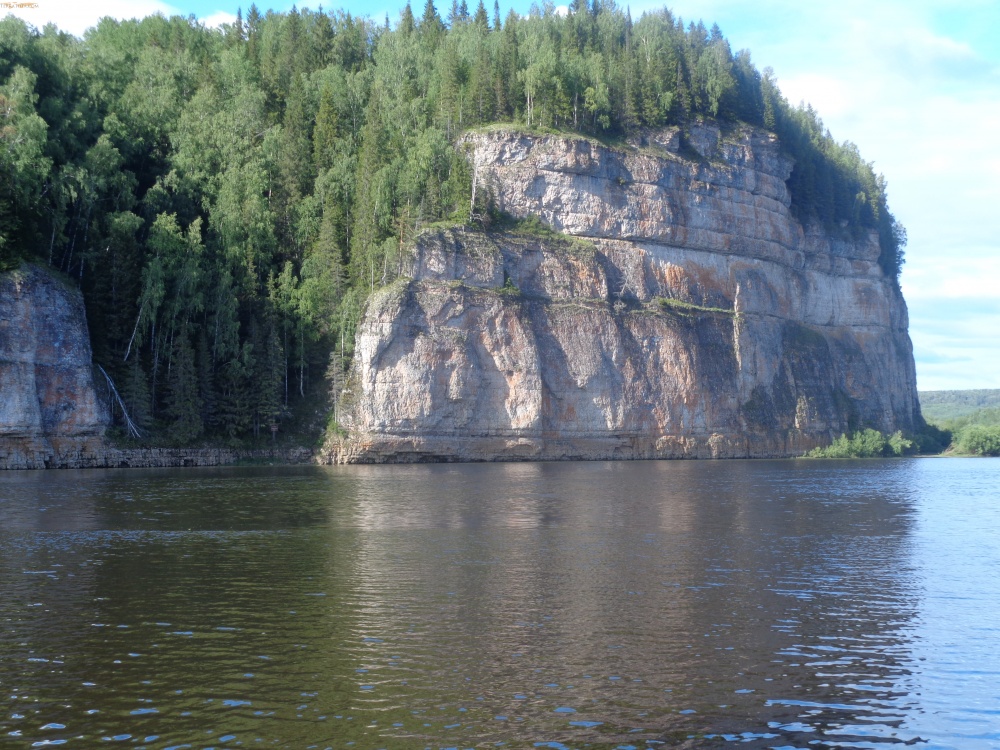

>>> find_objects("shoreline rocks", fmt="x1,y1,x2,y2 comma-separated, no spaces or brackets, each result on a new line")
0,443,314,471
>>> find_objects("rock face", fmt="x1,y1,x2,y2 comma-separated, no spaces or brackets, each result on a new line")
1,265,109,469
333,124,921,462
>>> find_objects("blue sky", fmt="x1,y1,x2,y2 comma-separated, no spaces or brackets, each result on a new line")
10,0,1000,391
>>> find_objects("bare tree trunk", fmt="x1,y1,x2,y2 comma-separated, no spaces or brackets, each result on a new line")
97,365,144,439
124,302,145,362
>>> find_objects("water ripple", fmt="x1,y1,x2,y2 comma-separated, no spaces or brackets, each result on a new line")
1,460,999,747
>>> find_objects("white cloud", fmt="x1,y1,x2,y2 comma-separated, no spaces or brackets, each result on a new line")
4,0,181,37
201,10,237,28
903,253,1000,301
776,74,852,119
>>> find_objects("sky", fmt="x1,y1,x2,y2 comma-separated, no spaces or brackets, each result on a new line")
6,0,1000,391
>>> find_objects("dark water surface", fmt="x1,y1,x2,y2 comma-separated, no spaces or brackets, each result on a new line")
2,459,999,749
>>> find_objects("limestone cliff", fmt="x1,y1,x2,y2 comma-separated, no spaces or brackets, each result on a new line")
0,265,109,469
332,124,921,462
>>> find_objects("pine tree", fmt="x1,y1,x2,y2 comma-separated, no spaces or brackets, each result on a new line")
275,6,306,99
313,84,340,173
246,4,262,63
399,3,416,34
122,357,153,432
421,0,443,33
279,74,315,202
224,8,244,47
761,67,779,131
473,0,489,28
351,89,388,290
311,8,334,67
470,32,495,123
165,331,204,443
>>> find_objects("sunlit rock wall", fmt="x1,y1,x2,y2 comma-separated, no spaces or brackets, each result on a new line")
331,124,921,462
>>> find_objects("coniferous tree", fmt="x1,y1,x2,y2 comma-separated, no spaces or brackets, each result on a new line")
351,87,388,290
421,0,443,33
473,0,489,28
165,330,204,442
399,3,416,34
225,8,244,47
313,83,340,173
278,74,314,203
246,4,262,63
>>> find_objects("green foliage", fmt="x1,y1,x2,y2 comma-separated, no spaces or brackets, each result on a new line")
918,395,1000,456
924,405,1000,456
807,429,913,458
887,430,913,456
0,64,51,267
0,5,905,444
956,424,1000,457
946,406,1000,431
164,331,204,443
507,213,560,239
655,296,734,316
913,422,951,455
920,389,1000,423
496,270,519,296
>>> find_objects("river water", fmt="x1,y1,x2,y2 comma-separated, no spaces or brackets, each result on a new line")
1,459,998,749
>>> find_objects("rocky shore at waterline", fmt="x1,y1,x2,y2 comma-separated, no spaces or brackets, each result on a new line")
0,442,314,471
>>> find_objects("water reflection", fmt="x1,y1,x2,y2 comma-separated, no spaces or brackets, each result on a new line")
337,461,923,747
1,460,996,748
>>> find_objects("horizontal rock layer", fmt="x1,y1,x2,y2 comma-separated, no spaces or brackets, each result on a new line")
331,125,921,462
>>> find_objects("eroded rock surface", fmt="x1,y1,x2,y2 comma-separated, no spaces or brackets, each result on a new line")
332,125,921,462
1,265,109,469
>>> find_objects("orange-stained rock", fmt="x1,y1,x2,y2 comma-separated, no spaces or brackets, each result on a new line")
0,265,109,469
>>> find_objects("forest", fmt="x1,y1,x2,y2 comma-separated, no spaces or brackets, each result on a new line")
917,390,1000,457
0,1,907,445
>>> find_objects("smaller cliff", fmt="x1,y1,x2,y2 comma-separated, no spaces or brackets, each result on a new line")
1,265,109,469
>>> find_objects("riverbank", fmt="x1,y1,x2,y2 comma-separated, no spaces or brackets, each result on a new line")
0,439,314,470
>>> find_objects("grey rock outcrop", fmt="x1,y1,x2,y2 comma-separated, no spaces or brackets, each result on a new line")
330,124,921,462
1,264,109,469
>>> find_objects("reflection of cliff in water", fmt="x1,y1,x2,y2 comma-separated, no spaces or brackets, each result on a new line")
0,462,923,748
341,460,922,747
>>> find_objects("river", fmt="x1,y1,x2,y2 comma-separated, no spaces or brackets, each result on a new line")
1,459,998,749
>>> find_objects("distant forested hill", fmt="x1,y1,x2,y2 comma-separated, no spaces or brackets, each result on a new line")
0,2,905,444
920,390,1000,423
919,390,1000,456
